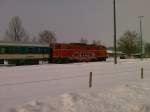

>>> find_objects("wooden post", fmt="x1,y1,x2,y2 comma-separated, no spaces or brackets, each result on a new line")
89,72,92,88
141,67,144,79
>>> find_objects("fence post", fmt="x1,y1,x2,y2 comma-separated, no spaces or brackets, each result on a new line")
141,67,144,79
89,72,92,88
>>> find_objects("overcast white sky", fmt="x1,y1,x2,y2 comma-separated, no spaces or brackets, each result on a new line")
0,0,149,46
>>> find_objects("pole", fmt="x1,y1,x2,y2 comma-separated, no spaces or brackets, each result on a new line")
138,16,144,60
89,72,92,88
141,67,144,79
114,0,117,64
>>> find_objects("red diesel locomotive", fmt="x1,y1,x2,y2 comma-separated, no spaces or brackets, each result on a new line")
52,43,107,63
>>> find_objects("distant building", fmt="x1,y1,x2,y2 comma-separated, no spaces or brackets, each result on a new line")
107,50,126,59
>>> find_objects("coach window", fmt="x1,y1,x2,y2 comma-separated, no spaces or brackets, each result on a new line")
15,47,20,53
7,47,12,53
5,47,9,53
43,48,47,53
0,48,1,54
45,48,48,53
27,48,31,53
32,47,36,53
44,48,47,53
32,48,35,53
29,48,33,53
38,48,42,53
11,47,15,53
22,47,27,53
42,48,45,53
36,48,39,53
36,48,38,53
0,48,5,54
19,47,24,54
43,48,45,53
39,48,42,53
36,47,39,53
13,47,17,53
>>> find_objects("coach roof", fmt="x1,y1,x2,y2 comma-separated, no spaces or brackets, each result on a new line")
0,41,49,47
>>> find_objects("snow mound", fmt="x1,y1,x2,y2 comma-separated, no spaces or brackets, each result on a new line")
12,85,150,112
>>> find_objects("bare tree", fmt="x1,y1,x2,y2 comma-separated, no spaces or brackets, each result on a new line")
92,40,101,45
80,37,88,44
92,40,96,45
38,30,56,47
31,36,37,43
5,16,28,42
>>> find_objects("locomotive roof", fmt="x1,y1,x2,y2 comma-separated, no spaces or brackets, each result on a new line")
55,43,106,48
0,41,49,47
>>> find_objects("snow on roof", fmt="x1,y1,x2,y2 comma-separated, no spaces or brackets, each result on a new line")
107,50,113,53
107,50,126,54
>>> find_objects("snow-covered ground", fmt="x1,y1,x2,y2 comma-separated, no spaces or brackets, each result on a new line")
0,59,150,112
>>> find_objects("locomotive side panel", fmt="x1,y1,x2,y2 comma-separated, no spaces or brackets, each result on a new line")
52,43,107,63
